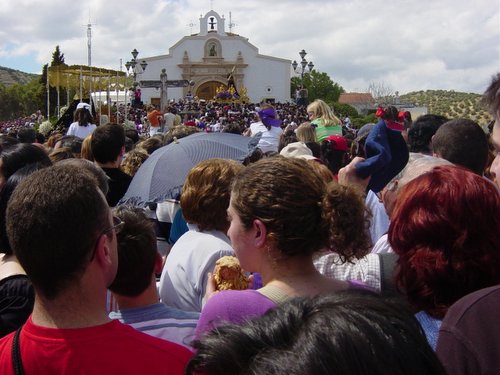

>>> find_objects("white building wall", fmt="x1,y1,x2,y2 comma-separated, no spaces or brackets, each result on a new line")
136,11,291,105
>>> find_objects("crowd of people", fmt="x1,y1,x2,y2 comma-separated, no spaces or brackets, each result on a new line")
0,72,498,374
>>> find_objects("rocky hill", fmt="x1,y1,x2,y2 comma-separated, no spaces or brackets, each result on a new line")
0,66,39,86
400,90,492,126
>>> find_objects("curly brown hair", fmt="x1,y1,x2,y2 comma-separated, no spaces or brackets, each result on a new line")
231,157,370,261
181,158,244,232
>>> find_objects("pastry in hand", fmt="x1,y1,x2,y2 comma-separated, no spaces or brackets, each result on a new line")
213,256,250,291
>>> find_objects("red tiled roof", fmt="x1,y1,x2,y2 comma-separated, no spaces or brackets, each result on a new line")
339,93,375,105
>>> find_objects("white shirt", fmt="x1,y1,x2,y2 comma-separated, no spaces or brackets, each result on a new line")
371,234,393,254
314,251,382,291
249,121,283,154
159,225,234,312
163,112,175,132
365,190,390,245
66,122,97,139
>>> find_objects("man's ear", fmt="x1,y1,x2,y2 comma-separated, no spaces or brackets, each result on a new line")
94,234,113,266
253,219,267,248
431,134,439,157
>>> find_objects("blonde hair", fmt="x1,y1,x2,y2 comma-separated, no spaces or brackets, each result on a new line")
80,134,94,161
121,149,149,177
296,122,317,143
307,99,340,127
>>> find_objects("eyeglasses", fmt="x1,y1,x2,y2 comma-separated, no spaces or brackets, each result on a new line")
102,216,125,236
90,216,125,261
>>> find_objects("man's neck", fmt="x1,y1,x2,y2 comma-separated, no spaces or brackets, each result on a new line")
113,281,160,310
31,288,110,329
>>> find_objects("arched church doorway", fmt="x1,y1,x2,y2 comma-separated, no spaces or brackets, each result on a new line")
196,81,226,101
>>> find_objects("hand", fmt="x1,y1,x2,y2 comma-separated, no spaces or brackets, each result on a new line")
202,272,219,306
338,157,371,193
247,273,254,289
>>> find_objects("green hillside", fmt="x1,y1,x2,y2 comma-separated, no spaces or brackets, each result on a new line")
400,90,492,126
0,66,39,87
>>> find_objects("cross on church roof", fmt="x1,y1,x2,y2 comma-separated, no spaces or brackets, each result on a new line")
209,16,216,30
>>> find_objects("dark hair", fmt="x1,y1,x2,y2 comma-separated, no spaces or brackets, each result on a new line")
91,123,126,163
57,135,83,155
35,132,45,144
278,128,298,152
16,128,37,143
0,163,51,255
125,129,140,144
108,206,157,297
49,147,74,163
124,137,135,153
137,136,163,155
55,159,109,195
432,118,489,175
6,165,109,299
389,165,500,318
320,139,347,175
408,114,448,154
482,72,500,117
222,122,243,135
231,157,370,260
181,158,244,232
0,136,20,150
242,148,264,166
187,290,446,375
73,108,94,127
0,144,51,183
381,105,399,121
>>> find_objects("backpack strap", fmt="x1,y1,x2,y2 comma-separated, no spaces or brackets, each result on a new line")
12,327,25,375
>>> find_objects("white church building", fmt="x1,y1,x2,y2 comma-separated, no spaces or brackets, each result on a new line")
137,10,292,105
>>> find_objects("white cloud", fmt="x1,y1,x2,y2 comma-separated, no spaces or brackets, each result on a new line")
0,0,498,94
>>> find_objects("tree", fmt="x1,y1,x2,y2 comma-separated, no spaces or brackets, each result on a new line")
331,102,358,118
302,70,344,103
39,46,67,118
51,45,65,65
38,63,49,116
0,78,43,121
290,71,344,104
367,81,394,104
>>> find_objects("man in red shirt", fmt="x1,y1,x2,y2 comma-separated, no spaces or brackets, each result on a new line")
0,164,191,374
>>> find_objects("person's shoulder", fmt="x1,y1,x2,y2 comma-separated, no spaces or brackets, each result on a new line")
104,167,132,181
250,121,263,129
112,321,192,358
442,285,500,327
207,289,270,306
175,229,231,249
115,303,200,323
197,289,275,335
0,330,14,350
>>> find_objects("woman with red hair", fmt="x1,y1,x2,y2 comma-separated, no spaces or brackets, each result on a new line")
388,165,500,350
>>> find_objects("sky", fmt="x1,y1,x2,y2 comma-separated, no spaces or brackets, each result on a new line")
0,0,499,95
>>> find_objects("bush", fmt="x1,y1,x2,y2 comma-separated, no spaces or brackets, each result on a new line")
329,102,358,118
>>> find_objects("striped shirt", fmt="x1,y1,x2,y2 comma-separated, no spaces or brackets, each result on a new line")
109,303,199,349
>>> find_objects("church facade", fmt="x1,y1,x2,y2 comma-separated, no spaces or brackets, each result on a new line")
138,10,292,105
